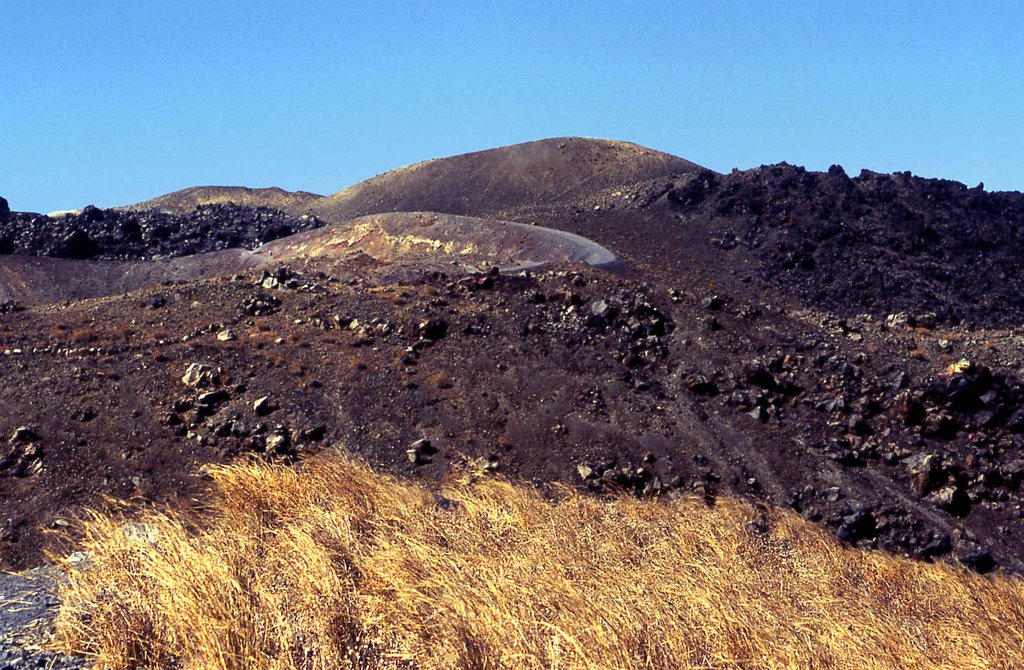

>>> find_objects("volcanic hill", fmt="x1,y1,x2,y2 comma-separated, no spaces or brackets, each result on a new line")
2,137,1024,577
124,186,323,216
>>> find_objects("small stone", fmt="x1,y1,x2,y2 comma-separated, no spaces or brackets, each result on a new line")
904,453,943,496
885,312,909,328
914,312,938,329
927,484,971,517
417,318,449,341
266,433,290,454
217,329,236,341
253,396,274,416
407,438,437,465
182,363,218,388
577,464,594,480
683,373,717,395
701,295,724,310
197,390,230,406
590,299,613,319
65,551,93,569
9,426,39,443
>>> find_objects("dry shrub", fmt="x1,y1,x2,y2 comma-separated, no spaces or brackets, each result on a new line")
54,453,1024,669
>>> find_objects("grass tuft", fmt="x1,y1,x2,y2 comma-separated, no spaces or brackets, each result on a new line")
54,453,1024,669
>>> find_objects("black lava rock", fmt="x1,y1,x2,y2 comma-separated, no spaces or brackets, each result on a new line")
0,203,325,261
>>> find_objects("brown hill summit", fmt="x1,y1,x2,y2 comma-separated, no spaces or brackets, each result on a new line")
125,186,322,215
312,137,706,222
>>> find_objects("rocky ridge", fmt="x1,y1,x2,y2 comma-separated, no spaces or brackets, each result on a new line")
0,203,327,261
631,163,1024,328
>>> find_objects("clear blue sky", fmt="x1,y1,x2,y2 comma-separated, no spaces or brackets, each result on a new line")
2,1,1022,212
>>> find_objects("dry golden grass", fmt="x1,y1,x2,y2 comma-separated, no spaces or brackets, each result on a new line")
54,453,1024,669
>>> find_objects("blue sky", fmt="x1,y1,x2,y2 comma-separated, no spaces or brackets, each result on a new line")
2,1,1022,212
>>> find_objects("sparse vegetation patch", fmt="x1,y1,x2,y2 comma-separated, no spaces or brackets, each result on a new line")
55,454,1024,669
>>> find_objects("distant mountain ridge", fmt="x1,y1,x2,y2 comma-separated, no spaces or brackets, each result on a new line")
124,185,323,215
119,137,706,221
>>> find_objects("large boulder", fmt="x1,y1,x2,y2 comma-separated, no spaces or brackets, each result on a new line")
0,195,10,220
61,228,98,260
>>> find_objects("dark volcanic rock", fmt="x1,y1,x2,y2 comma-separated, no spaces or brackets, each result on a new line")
61,228,97,260
662,163,1024,328
0,203,325,261
417,318,449,341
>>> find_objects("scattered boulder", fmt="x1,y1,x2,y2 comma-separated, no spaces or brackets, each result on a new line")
9,426,39,444
181,363,220,388
590,299,614,320
266,430,292,456
927,484,971,517
922,410,957,439
61,229,98,260
197,390,230,407
417,318,449,341
406,438,438,465
64,551,93,569
683,373,717,395
1,433,42,478
904,454,944,497
300,425,327,442
836,508,876,543
701,295,725,311
241,293,281,316
954,541,996,573
885,312,910,328
253,396,274,417
892,391,925,425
